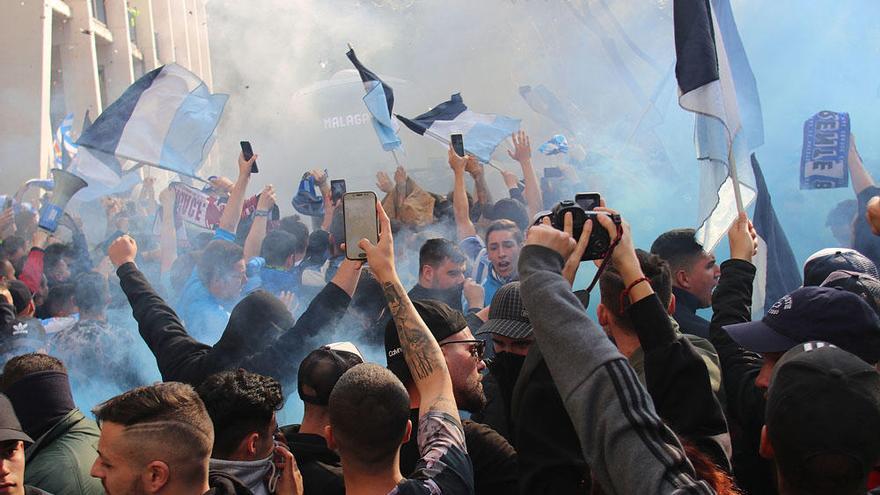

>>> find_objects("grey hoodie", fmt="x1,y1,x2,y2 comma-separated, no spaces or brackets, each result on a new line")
518,245,715,495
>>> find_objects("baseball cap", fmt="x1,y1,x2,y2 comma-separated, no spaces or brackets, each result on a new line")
5,281,32,315
385,299,467,383
803,248,879,286
723,286,880,363
820,270,880,315
0,394,33,444
297,342,364,406
766,342,880,486
476,282,533,339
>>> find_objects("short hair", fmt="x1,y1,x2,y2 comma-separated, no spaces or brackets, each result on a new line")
260,230,300,266
93,382,214,483
278,216,309,254
0,353,66,391
43,243,70,271
196,369,284,459
600,249,673,329
650,228,704,273
197,240,244,286
328,363,410,467
419,239,466,274
0,236,25,258
74,271,109,314
45,282,76,316
485,219,523,244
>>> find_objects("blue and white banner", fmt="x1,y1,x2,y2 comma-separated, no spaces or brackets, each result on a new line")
396,93,520,163
346,48,401,152
800,111,850,190
53,113,77,169
538,135,569,156
76,64,227,179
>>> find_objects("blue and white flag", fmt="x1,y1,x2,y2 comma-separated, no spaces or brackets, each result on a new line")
69,147,142,202
396,93,520,163
674,0,759,251
800,111,850,190
53,113,77,169
76,64,227,179
346,48,401,152
538,135,569,156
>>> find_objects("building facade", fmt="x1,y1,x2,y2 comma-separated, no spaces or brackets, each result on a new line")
0,0,213,194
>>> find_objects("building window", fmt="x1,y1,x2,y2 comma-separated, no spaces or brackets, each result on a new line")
132,56,146,79
97,65,108,109
128,7,139,44
91,0,107,24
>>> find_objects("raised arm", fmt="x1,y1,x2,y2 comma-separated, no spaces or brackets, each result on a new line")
449,147,477,240
218,152,256,234
361,201,459,421
507,131,543,218
243,185,276,260
466,159,493,210
848,134,874,195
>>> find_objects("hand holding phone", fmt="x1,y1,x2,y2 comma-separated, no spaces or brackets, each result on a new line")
331,179,347,202
343,191,379,260
240,141,258,173
451,134,465,157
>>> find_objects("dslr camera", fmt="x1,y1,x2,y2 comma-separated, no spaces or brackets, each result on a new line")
534,194,621,261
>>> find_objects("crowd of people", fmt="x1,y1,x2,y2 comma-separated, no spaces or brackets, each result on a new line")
2,129,880,495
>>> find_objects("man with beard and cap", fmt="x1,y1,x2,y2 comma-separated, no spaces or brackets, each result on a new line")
197,369,285,495
385,299,518,495
0,354,102,495
0,393,50,495
280,342,364,495
106,235,362,387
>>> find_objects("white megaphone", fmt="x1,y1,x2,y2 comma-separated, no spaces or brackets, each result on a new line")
38,169,88,233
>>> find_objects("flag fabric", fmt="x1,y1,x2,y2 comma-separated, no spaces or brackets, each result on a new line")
800,111,850,189
346,48,401,152
76,63,227,179
538,135,569,155
69,147,141,202
518,85,575,134
53,113,77,169
396,93,520,163
750,153,802,315
674,0,758,251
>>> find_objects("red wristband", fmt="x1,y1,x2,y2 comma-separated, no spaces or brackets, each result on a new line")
618,277,650,316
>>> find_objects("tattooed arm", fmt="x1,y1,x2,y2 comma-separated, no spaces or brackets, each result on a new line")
359,201,460,422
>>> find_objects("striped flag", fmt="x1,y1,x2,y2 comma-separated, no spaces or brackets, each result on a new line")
76,63,227,179
674,0,758,251
346,47,402,152
396,93,520,163
53,113,77,169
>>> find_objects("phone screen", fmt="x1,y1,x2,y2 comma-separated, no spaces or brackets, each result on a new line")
240,141,258,173
451,134,465,157
331,179,347,202
343,192,379,260
575,192,601,211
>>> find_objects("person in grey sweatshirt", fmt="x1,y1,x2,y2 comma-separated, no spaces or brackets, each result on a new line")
518,211,715,495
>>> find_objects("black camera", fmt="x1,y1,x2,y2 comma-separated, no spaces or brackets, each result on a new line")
534,199,620,261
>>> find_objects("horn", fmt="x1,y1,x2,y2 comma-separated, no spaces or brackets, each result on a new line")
37,169,88,233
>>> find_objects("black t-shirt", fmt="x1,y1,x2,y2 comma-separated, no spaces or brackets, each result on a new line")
390,412,474,495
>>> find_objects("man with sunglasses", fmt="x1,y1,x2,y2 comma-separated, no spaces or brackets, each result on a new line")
385,299,518,495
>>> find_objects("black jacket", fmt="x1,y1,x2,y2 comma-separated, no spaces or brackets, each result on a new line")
672,287,711,339
116,262,352,386
708,259,776,495
400,409,517,495
280,425,344,495
205,472,252,495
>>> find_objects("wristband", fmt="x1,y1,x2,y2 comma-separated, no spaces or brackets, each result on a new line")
253,209,270,218
618,277,650,316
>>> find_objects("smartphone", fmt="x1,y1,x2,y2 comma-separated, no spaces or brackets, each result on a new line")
240,141,258,173
451,134,465,157
330,179,347,202
343,191,379,260
575,192,601,211
544,167,563,178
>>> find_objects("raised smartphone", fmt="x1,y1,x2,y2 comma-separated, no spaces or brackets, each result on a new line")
343,191,379,260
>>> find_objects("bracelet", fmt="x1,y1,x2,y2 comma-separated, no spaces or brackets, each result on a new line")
618,276,650,316
253,209,270,218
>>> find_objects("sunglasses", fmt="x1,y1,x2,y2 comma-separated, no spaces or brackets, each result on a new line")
439,339,486,359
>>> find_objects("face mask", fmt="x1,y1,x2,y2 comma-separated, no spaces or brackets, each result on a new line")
209,451,278,495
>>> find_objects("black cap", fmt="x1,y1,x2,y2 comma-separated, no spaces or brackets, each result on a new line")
766,342,880,480
0,394,33,444
5,281,32,315
476,282,533,339
803,248,879,286
385,299,467,383
724,286,880,363
821,270,880,315
297,342,364,406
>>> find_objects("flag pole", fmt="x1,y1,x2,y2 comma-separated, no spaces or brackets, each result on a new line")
728,144,745,212
390,149,402,167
